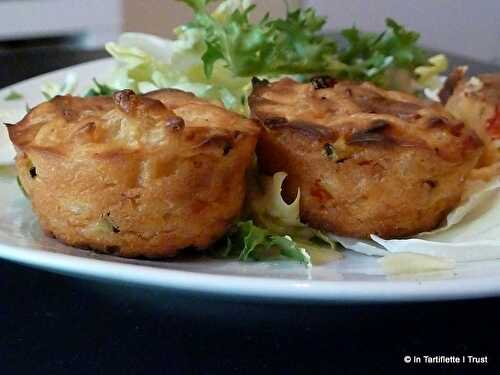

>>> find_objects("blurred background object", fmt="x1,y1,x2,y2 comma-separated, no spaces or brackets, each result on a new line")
123,0,300,38
0,0,498,61
0,0,299,51
305,0,500,64
0,0,122,51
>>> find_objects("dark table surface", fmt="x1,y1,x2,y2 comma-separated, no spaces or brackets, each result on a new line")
1,47,499,375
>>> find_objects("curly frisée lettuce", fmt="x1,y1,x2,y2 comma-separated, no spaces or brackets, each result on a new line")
211,171,341,267
212,221,312,267
35,1,446,112
96,0,443,114
335,18,427,86
180,0,337,78
103,0,338,113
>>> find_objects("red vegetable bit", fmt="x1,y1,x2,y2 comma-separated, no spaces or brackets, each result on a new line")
486,105,500,139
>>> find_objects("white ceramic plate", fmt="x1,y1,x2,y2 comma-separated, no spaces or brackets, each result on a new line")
2,59,500,303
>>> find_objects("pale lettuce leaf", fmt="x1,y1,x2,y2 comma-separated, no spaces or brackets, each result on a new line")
41,72,78,100
105,30,251,113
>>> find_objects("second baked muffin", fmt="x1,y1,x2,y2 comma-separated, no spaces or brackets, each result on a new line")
250,77,483,239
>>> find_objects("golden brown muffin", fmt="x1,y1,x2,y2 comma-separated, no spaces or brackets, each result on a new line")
443,72,500,168
249,77,483,239
8,89,259,258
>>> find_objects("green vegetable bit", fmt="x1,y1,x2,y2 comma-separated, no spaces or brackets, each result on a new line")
178,1,426,86
212,220,312,267
4,90,23,101
16,176,29,198
335,18,427,85
84,78,117,97
102,1,432,114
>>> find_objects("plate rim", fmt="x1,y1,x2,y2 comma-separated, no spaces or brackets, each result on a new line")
2,240,500,303
0,57,115,97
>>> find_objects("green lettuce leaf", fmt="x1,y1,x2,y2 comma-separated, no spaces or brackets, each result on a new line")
334,18,427,86
224,220,312,267
4,91,23,101
99,1,435,114
179,0,337,78
84,79,117,97
210,170,343,267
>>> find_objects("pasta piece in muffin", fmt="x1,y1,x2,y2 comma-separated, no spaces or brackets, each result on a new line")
8,89,259,258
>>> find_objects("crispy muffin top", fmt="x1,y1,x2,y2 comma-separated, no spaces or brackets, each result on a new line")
249,78,482,163
145,89,258,132
9,89,259,155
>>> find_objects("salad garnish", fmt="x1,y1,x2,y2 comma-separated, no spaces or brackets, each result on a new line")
99,0,446,114
212,171,340,266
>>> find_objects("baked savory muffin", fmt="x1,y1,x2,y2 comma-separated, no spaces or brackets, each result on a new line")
442,72,500,168
249,77,483,239
8,89,259,258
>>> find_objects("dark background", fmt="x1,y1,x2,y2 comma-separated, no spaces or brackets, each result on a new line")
0,47,499,374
